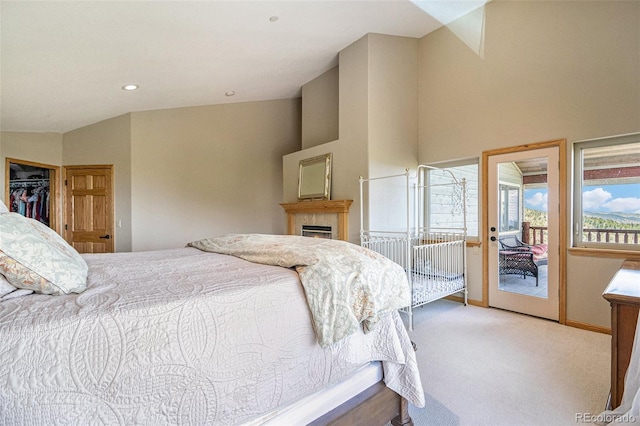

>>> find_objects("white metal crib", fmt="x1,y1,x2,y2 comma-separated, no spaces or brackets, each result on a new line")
359,166,468,330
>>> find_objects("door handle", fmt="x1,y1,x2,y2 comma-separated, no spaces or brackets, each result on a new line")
490,236,497,241
99,235,111,239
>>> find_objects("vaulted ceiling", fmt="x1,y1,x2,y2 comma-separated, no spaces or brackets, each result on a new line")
1,1,487,133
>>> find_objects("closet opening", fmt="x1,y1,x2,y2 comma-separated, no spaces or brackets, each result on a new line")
4,158,60,233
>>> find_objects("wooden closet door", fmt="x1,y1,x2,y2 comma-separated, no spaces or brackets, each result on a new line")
64,166,114,253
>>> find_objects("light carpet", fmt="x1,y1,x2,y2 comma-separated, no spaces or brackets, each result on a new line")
403,300,610,426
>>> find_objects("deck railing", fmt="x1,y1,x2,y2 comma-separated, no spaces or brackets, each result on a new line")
581,229,640,245
522,223,640,245
522,222,549,246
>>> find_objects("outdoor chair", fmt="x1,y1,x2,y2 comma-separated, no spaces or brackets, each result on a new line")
498,235,548,286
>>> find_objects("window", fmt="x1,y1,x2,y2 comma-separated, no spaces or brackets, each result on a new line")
573,133,640,250
499,184,520,232
425,159,479,237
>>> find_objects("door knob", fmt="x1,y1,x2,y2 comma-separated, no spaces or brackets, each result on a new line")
490,227,496,232
99,235,111,239
490,236,496,241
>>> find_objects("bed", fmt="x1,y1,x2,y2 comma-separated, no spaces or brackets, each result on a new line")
359,166,468,330
0,210,425,425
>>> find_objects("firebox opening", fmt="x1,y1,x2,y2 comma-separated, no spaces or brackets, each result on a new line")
302,225,332,239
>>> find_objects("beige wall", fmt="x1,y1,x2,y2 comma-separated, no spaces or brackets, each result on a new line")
367,34,419,232
285,36,370,243
301,66,339,149
0,131,63,217
131,99,301,251
284,34,419,242
63,114,132,252
418,0,640,327
4,100,300,253
368,34,418,177
1,132,63,169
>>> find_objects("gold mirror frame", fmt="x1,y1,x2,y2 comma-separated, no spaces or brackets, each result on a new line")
298,153,332,200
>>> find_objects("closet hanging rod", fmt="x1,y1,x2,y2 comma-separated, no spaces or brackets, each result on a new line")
9,181,50,188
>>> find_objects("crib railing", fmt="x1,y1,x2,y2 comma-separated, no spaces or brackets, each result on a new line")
413,239,465,277
361,232,465,271
362,231,467,330
361,232,417,271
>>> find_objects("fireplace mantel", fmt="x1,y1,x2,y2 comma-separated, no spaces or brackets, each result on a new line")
280,200,353,241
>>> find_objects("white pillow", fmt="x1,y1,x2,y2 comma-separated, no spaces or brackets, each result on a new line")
2,288,34,300
0,213,88,295
0,274,17,298
0,274,33,300
0,199,8,214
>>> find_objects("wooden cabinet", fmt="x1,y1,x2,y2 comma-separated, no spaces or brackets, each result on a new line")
603,260,640,409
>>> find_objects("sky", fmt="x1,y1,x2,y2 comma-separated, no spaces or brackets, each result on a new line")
525,184,640,214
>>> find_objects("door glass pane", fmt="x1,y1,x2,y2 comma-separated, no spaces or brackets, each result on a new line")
497,158,548,298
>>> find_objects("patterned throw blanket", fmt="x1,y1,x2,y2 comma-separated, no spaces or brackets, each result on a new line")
189,234,410,347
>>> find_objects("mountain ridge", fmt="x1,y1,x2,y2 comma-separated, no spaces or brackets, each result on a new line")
525,208,640,229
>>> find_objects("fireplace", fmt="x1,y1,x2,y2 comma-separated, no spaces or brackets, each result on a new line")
280,200,352,241
302,225,333,239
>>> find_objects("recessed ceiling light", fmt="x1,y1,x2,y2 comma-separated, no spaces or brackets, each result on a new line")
122,84,139,91
225,91,235,97
269,16,279,22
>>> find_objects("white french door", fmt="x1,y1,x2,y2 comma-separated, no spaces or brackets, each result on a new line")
487,147,560,320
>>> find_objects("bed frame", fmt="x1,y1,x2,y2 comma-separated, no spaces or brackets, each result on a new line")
310,383,413,426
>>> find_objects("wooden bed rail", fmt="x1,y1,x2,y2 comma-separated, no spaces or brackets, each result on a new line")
307,382,413,426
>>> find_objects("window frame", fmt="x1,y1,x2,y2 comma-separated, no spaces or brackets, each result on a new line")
572,132,640,251
423,158,479,239
499,183,521,233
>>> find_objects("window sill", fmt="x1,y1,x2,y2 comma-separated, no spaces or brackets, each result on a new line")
568,247,640,260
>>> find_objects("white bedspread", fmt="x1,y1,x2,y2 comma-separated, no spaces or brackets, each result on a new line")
188,234,411,347
0,248,424,425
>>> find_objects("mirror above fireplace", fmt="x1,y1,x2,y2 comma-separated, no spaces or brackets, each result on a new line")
298,153,332,201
